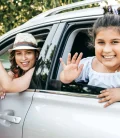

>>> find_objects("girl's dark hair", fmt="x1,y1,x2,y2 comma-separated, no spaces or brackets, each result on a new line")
91,14,120,45
9,50,39,78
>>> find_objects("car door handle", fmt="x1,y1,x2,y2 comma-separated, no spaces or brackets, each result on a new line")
0,110,21,124
0,114,21,124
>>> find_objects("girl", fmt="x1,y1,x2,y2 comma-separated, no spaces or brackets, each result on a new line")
60,14,120,108
0,32,39,97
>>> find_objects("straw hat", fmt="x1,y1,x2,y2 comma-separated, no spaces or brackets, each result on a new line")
9,33,40,52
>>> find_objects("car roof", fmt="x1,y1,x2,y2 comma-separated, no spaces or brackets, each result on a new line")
24,0,103,25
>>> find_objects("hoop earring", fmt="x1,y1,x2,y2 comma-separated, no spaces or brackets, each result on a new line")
16,65,19,68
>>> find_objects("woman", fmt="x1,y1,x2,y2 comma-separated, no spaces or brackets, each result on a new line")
0,32,40,97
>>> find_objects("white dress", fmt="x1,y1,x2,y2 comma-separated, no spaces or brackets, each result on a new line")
75,56,120,88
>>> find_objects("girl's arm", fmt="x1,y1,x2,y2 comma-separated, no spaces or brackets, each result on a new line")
0,62,34,93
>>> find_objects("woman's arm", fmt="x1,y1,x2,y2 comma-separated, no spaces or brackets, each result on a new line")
0,71,14,98
0,85,5,97
0,62,34,93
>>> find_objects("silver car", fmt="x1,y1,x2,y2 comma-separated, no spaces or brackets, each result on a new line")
0,0,120,138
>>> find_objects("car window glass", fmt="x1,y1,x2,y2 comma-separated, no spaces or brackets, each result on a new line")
0,51,10,71
29,24,60,89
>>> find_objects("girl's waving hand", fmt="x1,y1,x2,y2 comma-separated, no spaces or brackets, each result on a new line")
60,52,84,84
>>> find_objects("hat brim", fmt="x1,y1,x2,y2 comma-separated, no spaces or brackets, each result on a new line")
8,46,40,52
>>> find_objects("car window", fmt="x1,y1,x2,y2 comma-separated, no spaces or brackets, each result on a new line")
0,25,54,90
46,21,104,95
0,27,51,71
53,21,95,80
57,27,95,80
29,23,60,89
0,52,10,71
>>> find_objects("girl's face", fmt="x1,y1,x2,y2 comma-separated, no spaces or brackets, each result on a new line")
95,27,120,71
15,49,38,71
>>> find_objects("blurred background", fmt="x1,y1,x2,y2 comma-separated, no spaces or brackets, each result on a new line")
0,0,120,36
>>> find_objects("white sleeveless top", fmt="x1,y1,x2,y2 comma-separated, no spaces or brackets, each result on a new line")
75,56,120,88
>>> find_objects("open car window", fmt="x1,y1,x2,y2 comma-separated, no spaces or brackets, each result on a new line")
0,25,53,91
47,21,105,95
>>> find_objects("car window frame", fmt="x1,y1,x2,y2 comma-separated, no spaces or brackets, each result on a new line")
46,19,104,96
0,24,57,91
29,23,61,90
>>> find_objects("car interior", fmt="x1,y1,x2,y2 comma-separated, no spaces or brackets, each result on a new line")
57,27,95,80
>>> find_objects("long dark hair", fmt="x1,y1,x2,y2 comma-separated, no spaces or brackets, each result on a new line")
92,14,120,45
9,50,39,78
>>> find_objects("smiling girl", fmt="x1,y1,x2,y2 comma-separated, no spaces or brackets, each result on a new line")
60,14,120,108
0,33,39,94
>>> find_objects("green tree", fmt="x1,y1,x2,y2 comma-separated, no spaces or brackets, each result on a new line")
0,0,44,36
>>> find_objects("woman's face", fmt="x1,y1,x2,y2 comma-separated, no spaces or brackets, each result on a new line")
15,49,38,71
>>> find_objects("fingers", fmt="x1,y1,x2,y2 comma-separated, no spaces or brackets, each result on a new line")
98,96,110,103
71,52,78,64
60,58,66,69
60,53,72,67
100,89,110,93
104,100,113,108
67,53,71,65
98,91,109,98
71,52,83,65
98,97,113,108
76,52,83,65
60,52,83,66
98,89,110,104
0,91,4,96
0,92,5,100
98,89,115,108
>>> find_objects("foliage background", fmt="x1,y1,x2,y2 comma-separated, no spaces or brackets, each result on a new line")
0,0,83,36
0,0,120,36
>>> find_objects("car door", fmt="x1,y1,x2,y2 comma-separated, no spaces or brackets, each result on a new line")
22,22,67,138
0,23,59,138
23,20,120,138
0,92,35,138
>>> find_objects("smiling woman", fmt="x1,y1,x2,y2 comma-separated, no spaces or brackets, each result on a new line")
0,33,40,95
